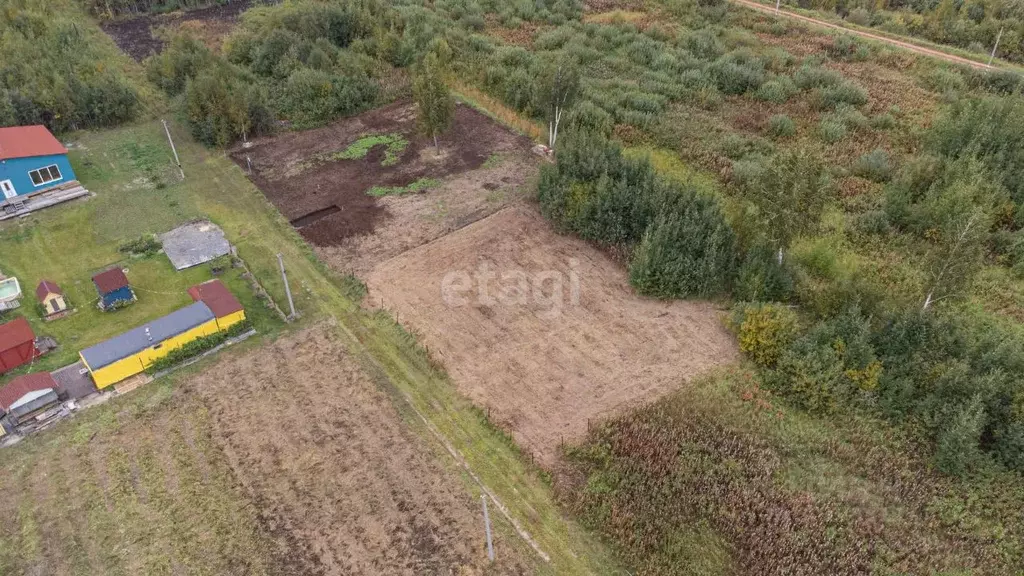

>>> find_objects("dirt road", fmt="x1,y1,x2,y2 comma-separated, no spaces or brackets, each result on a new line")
731,0,994,70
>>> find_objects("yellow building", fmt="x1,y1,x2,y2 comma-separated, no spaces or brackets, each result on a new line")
79,302,221,389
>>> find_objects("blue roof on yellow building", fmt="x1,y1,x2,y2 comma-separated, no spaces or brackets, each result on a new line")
80,302,215,370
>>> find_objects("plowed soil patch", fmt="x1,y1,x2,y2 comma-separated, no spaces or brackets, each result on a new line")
185,326,531,575
232,101,533,247
101,0,255,61
366,206,740,465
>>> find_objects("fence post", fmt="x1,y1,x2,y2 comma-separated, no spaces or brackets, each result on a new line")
277,253,296,320
482,495,495,562
162,119,184,180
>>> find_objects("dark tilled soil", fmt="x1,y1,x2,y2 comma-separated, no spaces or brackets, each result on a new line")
101,0,260,61
231,100,533,247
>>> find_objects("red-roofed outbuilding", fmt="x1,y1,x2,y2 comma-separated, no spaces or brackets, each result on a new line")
0,317,40,373
188,279,246,331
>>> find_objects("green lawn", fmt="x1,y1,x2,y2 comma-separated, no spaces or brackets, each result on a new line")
0,126,286,377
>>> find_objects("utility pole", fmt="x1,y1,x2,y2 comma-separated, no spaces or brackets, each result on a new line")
162,119,184,180
482,495,494,562
775,0,782,14
988,27,1003,67
277,253,296,320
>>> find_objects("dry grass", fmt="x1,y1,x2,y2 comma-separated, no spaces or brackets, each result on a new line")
452,80,545,141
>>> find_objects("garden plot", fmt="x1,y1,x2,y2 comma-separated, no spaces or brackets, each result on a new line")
185,326,531,575
366,205,739,465
232,101,537,264
101,0,256,61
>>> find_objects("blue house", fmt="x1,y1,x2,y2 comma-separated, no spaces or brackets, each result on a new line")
93,268,136,311
0,126,76,204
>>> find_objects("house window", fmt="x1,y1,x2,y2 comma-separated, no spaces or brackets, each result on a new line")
28,165,62,186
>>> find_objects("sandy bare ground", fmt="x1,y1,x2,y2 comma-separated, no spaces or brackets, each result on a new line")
185,326,530,575
366,205,739,464
317,150,537,277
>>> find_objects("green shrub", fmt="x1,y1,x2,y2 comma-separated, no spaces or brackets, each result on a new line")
769,307,881,413
793,64,844,90
628,192,736,299
118,235,162,257
146,34,214,96
814,81,868,109
817,117,848,143
934,396,988,477
754,76,797,104
851,148,892,182
709,50,766,95
734,245,794,302
827,35,870,61
846,8,871,26
147,320,252,373
869,112,896,130
766,114,796,138
275,68,378,129
731,302,798,368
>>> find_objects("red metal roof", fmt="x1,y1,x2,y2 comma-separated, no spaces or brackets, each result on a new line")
0,126,68,161
93,268,129,294
0,317,35,352
36,280,62,301
0,372,57,413
188,279,243,319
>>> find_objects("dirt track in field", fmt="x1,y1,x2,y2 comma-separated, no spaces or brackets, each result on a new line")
185,326,530,575
730,0,995,70
233,101,534,248
366,205,739,465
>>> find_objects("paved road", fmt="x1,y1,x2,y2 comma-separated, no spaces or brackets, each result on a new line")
730,0,994,70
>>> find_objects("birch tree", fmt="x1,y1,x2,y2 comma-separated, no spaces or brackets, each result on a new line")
922,208,988,310
743,149,832,263
412,51,454,152
537,58,580,150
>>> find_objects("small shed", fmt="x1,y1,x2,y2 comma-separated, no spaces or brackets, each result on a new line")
0,126,76,203
0,317,40,374
36,280,68,318
188,279,246,331
0,372,59,426
93,268,135,310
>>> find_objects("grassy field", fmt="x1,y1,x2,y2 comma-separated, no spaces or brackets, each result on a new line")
559,366,1024,574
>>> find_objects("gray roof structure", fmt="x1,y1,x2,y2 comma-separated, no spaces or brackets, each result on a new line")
160,221,231,271
80,302,215,370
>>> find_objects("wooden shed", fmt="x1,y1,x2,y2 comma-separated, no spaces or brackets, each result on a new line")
93,268,135,310
36,280,68,319
0,372,59,426
0,317,40,374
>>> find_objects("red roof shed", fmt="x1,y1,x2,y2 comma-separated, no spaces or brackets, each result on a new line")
92,268,129,294
188,279,243,318
0,126,68,161
0,317,40,374
0,372,57,413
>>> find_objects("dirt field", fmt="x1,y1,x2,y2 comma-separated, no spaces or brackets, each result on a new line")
186,326,531,575
366,205,739,464
102,0,257,61
0,327,531,575
233,101,536,251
